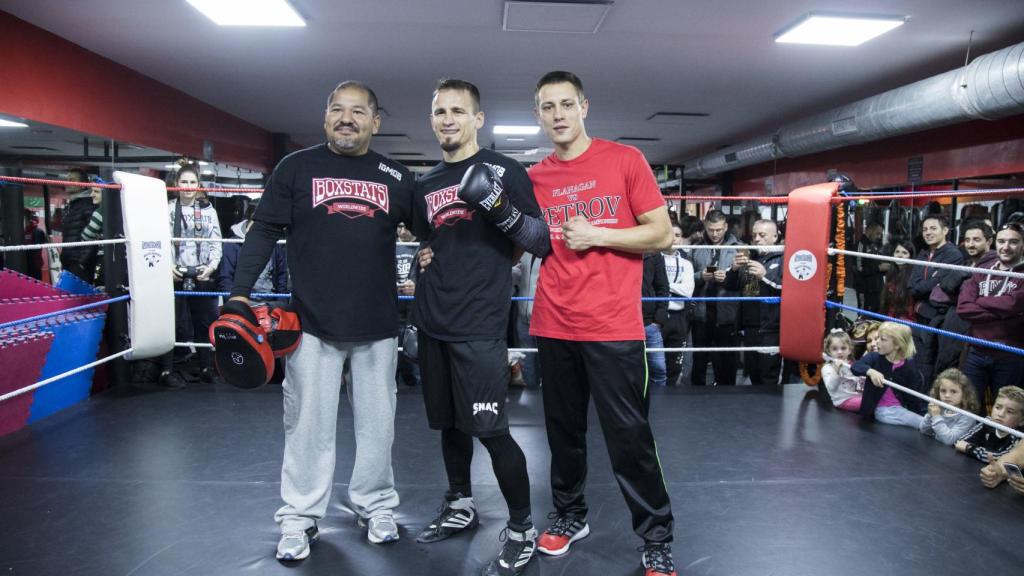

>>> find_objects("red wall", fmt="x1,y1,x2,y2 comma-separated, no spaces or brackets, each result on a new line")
0,11,274,172
726,115,1024,197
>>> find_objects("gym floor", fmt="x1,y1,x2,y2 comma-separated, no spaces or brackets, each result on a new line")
0,382,1020,576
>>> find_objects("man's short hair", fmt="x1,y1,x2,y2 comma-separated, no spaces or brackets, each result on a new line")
961,219,994,240
922,214,949,228
434,78,481,113
535,70,584,102
866,221,884,231
326,81,379,114
678,214,704,242
704,209,727,224
752,219,778,232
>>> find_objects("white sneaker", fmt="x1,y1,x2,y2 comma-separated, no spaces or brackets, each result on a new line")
359,513,400,544
276,524,319,561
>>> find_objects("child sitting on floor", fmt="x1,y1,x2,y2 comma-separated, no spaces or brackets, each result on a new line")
820,330,863,412
919,368,980,445
955,385,1024,462
852,322,927,427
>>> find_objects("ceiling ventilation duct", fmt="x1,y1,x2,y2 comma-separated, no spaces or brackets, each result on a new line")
682,40,1024,179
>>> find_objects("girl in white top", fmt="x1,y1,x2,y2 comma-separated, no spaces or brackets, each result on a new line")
920,368,980,445
821,330,864,412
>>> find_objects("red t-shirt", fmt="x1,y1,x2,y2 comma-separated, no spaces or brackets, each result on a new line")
527,138,665,341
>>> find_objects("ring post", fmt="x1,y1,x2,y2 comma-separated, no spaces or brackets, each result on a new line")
115,171,174,359
779,182,839,363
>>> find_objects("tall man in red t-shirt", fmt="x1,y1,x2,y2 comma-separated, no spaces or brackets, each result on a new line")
527,71,678,576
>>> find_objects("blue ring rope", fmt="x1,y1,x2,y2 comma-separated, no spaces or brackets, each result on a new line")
826,301,1024,357
0,294,130,331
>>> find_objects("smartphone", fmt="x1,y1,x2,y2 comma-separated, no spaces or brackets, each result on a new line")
1005,463,1024,480
706,265,718,273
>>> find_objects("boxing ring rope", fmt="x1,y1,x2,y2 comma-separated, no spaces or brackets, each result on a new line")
0,238,127,253
829,248,1024,280
0,348,134,403
825,301,1024,358
874,374,1024,440
0,294,131,331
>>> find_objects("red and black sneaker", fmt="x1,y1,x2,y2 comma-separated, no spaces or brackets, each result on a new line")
641,543,678,576
536,513,589,556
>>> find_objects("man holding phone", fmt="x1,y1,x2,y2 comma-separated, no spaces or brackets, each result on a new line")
690,210,740,386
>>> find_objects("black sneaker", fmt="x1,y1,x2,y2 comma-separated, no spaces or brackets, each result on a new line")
482,526,537,576
158,371,186,389
199,367,224,385
416,496,478,543
536,513,589,556
640,542,677,576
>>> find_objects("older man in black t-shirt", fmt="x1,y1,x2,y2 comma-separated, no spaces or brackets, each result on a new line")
410,79,547,576
228,81,415,561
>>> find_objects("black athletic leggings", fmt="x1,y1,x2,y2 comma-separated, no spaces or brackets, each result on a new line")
442,427,532,529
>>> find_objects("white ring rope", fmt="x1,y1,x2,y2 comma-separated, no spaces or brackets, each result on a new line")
830,248,1024,280
879,376,1024,439
0,348,134,403
674,244,785,252
0,238,127,253
177,342,779,354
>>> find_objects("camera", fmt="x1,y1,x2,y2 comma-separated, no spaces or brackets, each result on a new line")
177,265,200,291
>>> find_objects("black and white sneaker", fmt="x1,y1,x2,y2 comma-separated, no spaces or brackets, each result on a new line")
416,495,478,543
482,526,537,576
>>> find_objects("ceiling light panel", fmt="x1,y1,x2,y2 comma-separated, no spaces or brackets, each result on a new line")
494,125,541,135
775,13,906,47
186,0,305,27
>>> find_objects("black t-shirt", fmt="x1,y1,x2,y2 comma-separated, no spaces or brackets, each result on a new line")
410,149,540,341
253,143,414,342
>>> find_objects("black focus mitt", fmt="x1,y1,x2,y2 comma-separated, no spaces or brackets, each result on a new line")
209,299,275,389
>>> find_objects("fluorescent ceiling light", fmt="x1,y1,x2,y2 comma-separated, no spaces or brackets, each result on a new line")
0,118,29,128
186,0,305,27
493,125,540,135
775,13,905,46
505,137,526,142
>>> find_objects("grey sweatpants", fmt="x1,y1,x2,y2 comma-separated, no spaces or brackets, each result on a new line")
274,332,400,533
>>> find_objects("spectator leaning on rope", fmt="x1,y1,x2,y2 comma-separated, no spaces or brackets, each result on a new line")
930,219,994,375
907,214,963,390
956,221,1024,402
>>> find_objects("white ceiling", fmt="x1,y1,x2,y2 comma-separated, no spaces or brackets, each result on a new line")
2,0,1023,168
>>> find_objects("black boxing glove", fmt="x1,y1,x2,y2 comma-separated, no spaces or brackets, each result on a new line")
458,163,524,235
209,299,274,389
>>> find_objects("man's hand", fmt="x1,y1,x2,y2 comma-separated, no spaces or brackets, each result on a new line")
955,440,969,453
746,260,766,279
562,216,605,251
172,266,183,280
712,269,727,283
866,368,886,388
398,279,415,296
197,265,214,281
980,453,1007,488
732,253,749,270
418,247,434,272
701,270,715,282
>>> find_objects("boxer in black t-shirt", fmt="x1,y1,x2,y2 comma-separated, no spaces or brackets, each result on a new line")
228,81,415,561
410,78,545,576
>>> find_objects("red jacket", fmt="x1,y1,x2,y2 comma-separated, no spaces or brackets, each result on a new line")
956,252,1024,355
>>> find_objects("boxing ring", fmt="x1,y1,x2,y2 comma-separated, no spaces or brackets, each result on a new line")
1,174,1024,575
